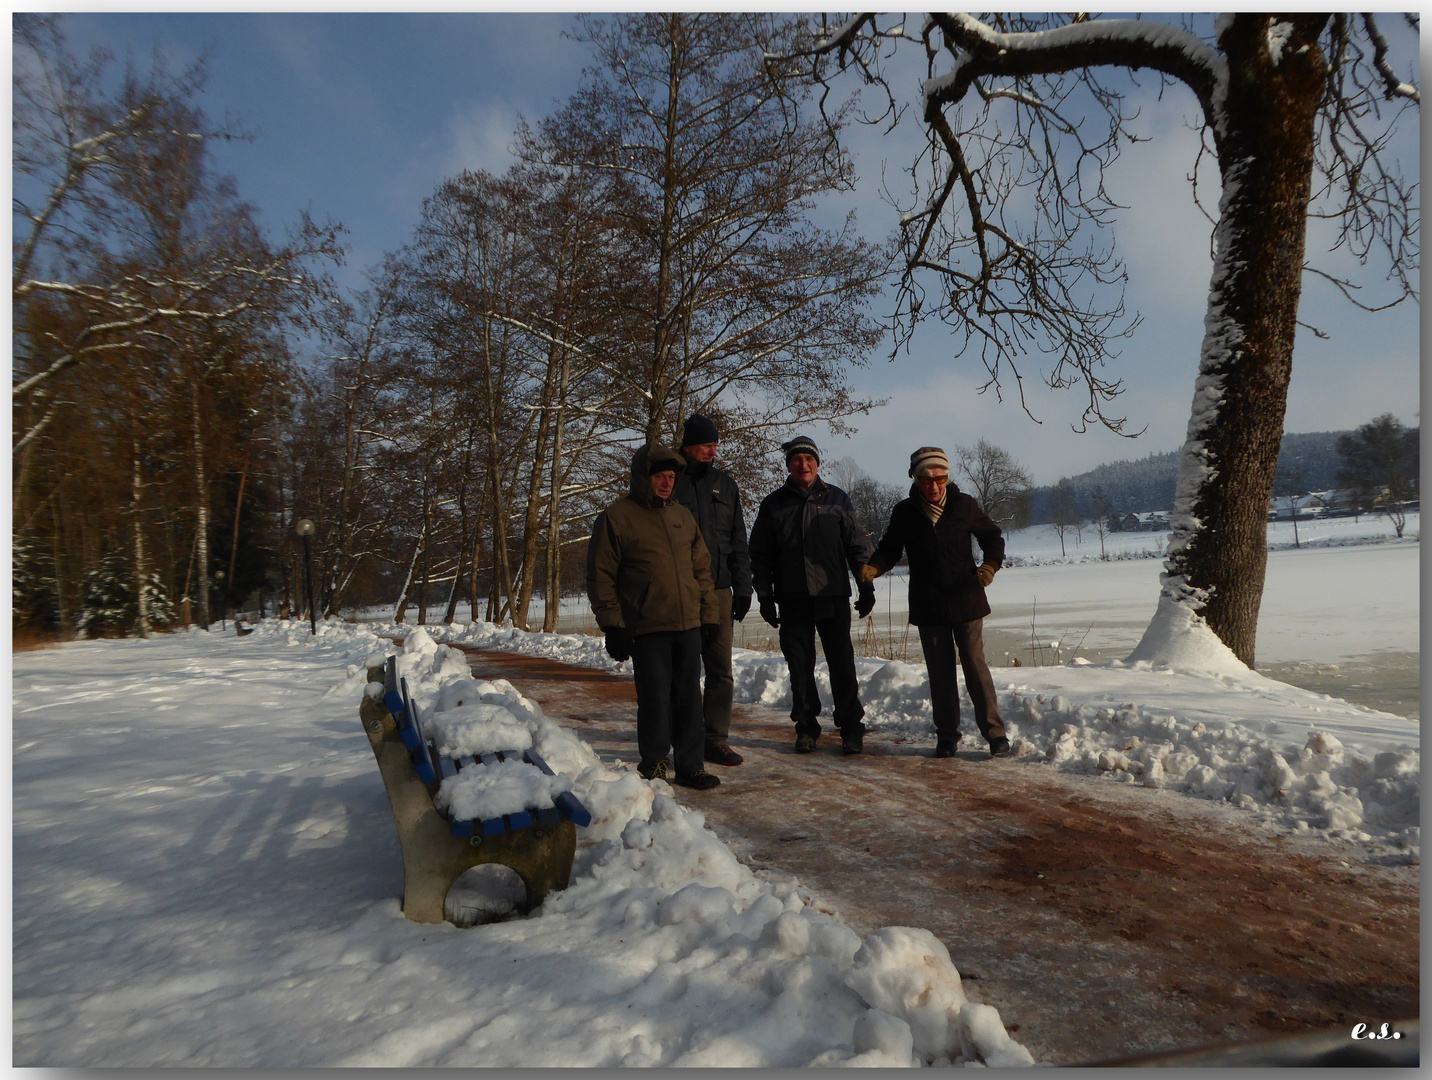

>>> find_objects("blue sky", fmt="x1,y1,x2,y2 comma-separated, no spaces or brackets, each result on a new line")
52,12,1422,488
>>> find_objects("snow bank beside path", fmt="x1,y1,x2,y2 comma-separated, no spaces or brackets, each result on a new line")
13,621,1030,1068
421,617,1419,864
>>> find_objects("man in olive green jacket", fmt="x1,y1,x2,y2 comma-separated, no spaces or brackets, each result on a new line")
587,443,722,790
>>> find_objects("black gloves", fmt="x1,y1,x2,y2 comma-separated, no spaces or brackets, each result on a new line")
603,627,633,662
855,586,876,619
758,597,780,628
701,623,720,649
731,594,752,622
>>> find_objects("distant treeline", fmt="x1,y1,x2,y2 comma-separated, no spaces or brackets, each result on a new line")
1026,430,1353,522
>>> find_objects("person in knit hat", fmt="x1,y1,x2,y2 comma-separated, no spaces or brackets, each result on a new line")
587,443,723,789
672,413,753,767
860,446,1010,758
749,434,875,756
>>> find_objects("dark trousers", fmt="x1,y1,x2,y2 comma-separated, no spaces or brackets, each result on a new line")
630,628,705,776
701,587,736,748
778,597,865,739
918,619,1005,743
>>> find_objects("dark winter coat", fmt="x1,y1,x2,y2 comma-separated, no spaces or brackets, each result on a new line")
672,457,752,598
586,444,719,636
869,483,1005,626
749,476,871,601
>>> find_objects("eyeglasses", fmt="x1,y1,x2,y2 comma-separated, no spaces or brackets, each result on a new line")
917,475,949,486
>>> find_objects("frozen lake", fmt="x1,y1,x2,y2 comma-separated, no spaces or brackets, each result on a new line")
379,513,1421,719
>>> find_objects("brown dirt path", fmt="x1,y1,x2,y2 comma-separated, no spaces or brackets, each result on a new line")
457,645,1419,1065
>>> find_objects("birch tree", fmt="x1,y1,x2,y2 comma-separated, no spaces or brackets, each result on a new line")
792,13,1418,666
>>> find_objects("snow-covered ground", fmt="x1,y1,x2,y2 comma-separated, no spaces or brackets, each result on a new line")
13,622,1032,1068
15,512,1418,1067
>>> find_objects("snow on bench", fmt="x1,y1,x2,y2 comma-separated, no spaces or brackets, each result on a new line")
360,656,589,924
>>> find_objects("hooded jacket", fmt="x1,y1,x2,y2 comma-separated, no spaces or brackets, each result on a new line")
749,475,871,601
868,482,1005,626
586,443,719,635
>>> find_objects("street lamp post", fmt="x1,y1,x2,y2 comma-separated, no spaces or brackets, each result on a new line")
296,518,317,635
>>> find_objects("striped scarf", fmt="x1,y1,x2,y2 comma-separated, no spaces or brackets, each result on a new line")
920,491,946,524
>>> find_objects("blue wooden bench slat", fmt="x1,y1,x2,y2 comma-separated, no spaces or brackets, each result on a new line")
438,755,457,781
523,748,556,776
554,791,592,828
400,676,437,785
536,805,560,826
507,809,534,831
479,752,499,766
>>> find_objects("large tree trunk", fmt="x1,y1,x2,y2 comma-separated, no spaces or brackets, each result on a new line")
1155,22,1325,668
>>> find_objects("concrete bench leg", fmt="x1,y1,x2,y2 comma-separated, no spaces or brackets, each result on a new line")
360,673,577,924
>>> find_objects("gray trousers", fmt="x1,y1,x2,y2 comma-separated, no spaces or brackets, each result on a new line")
919,619,1005,743
701,587,735,748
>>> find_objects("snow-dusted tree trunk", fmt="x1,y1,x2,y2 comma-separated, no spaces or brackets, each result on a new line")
131,439,149,639
190,374,211,629
1146,17,1325,667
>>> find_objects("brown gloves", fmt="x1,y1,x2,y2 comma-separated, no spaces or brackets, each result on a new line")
859,563,880,585
976,563,998,588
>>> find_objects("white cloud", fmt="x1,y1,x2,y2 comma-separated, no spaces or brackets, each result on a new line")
439,100,523,178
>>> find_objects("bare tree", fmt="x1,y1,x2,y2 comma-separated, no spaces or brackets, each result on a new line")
1087,484,1113,560
790,13,1418,666
1337,413,1419,538
542,12,890,447
953,439,1033,528
1048,478,1079,557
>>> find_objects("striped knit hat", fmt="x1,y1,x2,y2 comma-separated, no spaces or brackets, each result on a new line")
908,446,950,479
781,435,820,465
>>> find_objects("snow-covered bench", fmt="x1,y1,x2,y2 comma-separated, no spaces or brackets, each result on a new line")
359,656,591,924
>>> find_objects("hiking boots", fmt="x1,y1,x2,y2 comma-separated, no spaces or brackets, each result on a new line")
934,739,959,758
637,759,669,781
841,730,864,756
673,770,721,790
989,736,1011,758
793,733,817,754
704,743,744,767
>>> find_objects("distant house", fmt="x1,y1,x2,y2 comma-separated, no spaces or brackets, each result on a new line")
1267,493,1328,521
1132,511,1170,531
1110,511,1141,532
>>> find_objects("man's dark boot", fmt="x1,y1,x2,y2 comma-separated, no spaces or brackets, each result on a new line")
841,730,864,756
934,739,958,758
989,736,1011,757
794,732,817,754
705,743,744,766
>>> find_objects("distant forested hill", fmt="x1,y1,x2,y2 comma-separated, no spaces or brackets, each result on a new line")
1028,431,1352,521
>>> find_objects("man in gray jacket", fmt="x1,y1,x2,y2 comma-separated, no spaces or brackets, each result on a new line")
672,414,753,767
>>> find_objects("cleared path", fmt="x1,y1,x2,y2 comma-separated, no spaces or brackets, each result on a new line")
458,646,1418,1065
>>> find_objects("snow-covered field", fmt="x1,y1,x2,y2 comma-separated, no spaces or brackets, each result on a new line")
13,623,1032,1068
14,512,1418,1067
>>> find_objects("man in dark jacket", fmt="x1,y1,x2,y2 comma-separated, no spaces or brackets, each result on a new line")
749,435,875,756
587,443,722,789
673,414,753,768
861,446,1010,758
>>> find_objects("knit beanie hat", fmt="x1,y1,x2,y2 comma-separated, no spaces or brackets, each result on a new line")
908,446,950,479
681,413,720,447
781,435,820,465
